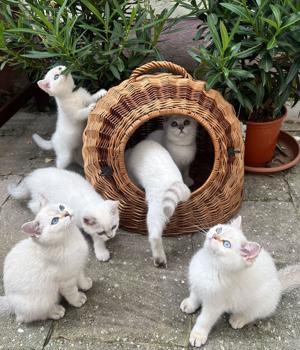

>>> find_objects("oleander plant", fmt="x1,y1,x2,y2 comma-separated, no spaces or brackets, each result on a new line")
0,0,176,89
176,0,300,121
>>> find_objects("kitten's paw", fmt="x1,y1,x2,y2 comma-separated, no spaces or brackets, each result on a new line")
184,176,194,187
95,248,110,262
49,305,65,320
71,292,87,308
153,255,167,268
96,89,107,99
88,103,96,112
79,276,93,291
180,297,198,314
189,329,208,347
229,314,247,329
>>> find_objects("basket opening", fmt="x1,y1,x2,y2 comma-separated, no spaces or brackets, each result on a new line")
125,115,215,192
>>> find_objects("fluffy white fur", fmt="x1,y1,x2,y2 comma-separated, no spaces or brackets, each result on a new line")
8,168,119,262
126,140,191,267
180,216,300,347
33,65,107,168
0,202,92,323
147,116,197,186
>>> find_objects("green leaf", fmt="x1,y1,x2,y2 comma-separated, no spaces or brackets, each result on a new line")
279,60,300,95
262,17,278,29
207,15,222,54
270,5,281,26
109,64,121,80
260,53,272,72
205,72,222,90
22,51,61,59
220,3,250,21
116,57,125,72
230,69,255,79
80,0,105,26
220,21,229,51
235,43,262,58
267,36,277,50
55,0,68,34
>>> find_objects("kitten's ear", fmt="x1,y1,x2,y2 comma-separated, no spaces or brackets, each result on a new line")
107,200,119,216
83,216,96,226
37,79,50,92
37,193,48,208
230,216,242,229
240,241,261,263
21,220,40,237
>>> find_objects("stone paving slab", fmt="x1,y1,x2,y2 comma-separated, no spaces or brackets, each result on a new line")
45,232,193,349
244,173,290,202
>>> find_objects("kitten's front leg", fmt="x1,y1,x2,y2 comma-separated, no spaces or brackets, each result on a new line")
75,104,96,121
93,235,110,261
182,166,194,187
180,289,201,314
77,271,93,291
59,279,87,308
189,302,223,347
91,89,107,102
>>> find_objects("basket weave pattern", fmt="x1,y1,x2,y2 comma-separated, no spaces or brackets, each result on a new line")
83,61,244,236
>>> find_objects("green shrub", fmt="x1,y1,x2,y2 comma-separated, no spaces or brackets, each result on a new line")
176,0,300,121
0,0,176,89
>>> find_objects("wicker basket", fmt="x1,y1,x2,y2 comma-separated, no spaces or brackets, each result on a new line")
82,61,244,236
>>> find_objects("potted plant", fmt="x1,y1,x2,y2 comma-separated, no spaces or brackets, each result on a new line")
0,0,176,123
176,0,300,167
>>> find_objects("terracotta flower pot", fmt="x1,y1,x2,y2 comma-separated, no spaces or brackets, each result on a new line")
244,108,287,167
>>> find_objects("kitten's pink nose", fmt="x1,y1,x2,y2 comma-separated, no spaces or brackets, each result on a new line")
64,211,71,218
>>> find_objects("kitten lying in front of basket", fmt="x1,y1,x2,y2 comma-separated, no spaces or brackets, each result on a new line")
126,140,191,267
33,65,107,169
147,115,197,186
8,167,119,262
180,216,300,347
0,201,92,323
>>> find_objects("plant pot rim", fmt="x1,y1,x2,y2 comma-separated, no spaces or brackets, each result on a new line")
246,106,287,126
245,131,300,173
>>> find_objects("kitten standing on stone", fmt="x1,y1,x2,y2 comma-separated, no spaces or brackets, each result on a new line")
180,216,300,347
126,140,191,267
8,167,119,262
147,116,197,186
0,201,92,323
33,65,107,168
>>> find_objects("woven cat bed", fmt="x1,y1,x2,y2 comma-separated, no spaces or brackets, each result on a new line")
82,61,244,236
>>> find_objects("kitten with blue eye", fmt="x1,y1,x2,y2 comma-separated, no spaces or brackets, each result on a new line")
8,167,119,262
33,65,107,169
0,201,92,323
181,216,300,347
147,115,197,186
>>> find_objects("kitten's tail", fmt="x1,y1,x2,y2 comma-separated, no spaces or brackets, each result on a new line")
0,296,11,316
279,264,300,292
32,133,53,150
7,181,29,199
162,181,191,219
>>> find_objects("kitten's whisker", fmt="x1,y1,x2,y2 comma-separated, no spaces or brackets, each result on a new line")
192,224,208,235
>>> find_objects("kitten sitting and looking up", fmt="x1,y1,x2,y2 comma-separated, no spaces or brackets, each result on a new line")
0,201,92,323
181,216,300,347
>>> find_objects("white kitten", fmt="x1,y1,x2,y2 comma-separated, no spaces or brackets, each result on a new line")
147,116,197,186
33,65,107,168
8,167,119,262
180,216,300,347
126,140,191,267
0,201,92,323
